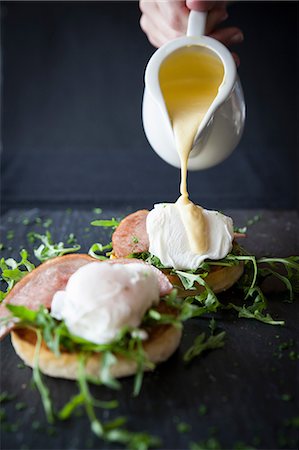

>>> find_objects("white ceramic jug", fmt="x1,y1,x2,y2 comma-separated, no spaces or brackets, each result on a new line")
142,11,245,170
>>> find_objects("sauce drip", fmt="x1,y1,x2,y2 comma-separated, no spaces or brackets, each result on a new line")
159,45,224,253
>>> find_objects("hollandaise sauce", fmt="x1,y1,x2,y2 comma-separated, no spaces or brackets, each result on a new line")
159,45,224,253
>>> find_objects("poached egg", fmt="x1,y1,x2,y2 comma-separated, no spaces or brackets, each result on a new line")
146,203,234,270
51,262,160,344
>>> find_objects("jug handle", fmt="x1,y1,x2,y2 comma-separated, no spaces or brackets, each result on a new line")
187,11,207,37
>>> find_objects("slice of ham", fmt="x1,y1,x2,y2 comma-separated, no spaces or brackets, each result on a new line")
112,210,149,257
0,254,172,340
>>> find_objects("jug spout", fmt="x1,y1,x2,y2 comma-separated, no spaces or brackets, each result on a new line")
188,77,245,169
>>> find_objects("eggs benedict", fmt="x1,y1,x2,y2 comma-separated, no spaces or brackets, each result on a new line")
1,255,182,380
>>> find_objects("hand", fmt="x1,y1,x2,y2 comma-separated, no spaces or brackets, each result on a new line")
140,1,243,63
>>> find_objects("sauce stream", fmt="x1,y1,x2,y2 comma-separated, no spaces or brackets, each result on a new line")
159,46,224,253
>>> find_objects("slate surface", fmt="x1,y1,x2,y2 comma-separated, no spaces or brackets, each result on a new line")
0,208,298,450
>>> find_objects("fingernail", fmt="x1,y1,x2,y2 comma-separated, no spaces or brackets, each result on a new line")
230,32,244,44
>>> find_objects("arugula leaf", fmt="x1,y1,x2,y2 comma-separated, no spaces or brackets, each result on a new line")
229,285,285,326
6,304,38,322
98,351,121,390
225,255,258,298
230,304,284,326
74,355,160,448
0,250,35,301
175,270,208,291
145,308,182,328
105,428,161,450
173,271,222,321
130,251,167,269
33,330,54,423
77,354,104,437
58,393,85,420
257,256,299,302
184,330,226,363
88,242,112,260
28,231,80,262
234,214,261,234
91,219,120,229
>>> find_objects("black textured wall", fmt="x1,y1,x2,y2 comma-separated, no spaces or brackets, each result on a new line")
1,1,298,212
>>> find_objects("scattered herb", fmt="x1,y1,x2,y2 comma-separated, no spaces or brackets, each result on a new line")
198,404,207,416
28,231,80,262
93,208,102,215
0,408,6,421
131,236,139,244
31,420,42,430
43,218,53,228
0,392,16,403
176,422,191,433
190,437,222,450
289,350,299,360
234,214,261,234
6,230,14,240
285,416,299,428
91,218,120,229
67,233,77,245
281,394,292,402
2,422,20,432
273,339,297,359
15,402,27,411
184,329,226,363
0,249,35,300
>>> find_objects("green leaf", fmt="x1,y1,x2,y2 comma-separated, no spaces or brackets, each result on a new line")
105,428,161,449
175,270,207,291
6,304,38,322
58,393,84,420
32,330,54,423
88,242,112,260
184,330,226,363
91,219,120,228
77,354,104,437
29,231,80,262
257,256,299,302
0,250,35,300
130,251,167,269
230,303,284,326
99,352,121,390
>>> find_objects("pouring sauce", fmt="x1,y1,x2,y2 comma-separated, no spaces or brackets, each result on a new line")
159,45,224,254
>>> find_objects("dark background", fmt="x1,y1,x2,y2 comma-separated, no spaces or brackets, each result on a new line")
1,1,298,213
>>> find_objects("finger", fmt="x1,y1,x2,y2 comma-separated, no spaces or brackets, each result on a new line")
158,0,189,33
231,52,240,67
140,14,165,47
209,27,244,48
140,12,183,48
140,1,187,47
205,5,228,34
